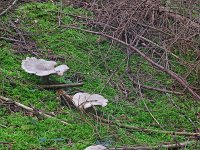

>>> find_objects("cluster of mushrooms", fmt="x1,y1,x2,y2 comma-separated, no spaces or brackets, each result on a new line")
22,57,108,111
22,57,109,150
21,57,108,150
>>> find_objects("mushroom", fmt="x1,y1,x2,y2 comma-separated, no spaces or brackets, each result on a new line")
84,145,107,150
72,92,108,109
21,57,69,83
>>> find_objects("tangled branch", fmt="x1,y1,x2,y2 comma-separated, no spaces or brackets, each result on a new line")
62,25,200,100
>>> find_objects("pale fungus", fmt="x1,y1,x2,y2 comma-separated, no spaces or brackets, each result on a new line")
84,145,107,150
72,92,108,109
21,57,69,82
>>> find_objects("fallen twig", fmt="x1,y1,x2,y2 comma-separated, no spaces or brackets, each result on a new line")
0,124,7,128
62,26,200,100
166,94,198,130
57,0,63,27
118,121,200,137
56,89,74,107
134,81,184,95
39,83,83,89
127,73,184,95
136,75,164,130
0,0,18,16
109,140,197,150
0,96,69,125
0,142,13,150
90,114,200,137
0,37,24,43
9,21,26,44
158,5,200,29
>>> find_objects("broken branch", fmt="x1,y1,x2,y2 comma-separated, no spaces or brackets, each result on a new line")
0,96,69,125
39,83,83,89
109,140,196,150
90,114,200,137
0,0,18,16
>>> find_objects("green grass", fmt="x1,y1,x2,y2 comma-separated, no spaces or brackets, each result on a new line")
0,2,200,150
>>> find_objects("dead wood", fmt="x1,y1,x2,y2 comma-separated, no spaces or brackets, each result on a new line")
0,142,13,150
39,83,83,89
0,96,69,125
89,113,200,137
62,26,200,100
127,72,184,95
158,4,200,29
0,0,18,16
109,140,197,150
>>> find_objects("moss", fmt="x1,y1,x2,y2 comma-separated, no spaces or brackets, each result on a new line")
0,2,200,150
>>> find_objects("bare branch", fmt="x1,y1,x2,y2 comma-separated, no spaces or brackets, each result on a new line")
90,113,200,137
0,96,69,125
0,0,18,16
39,83,83,89
109,140,197,150
62,25,200,100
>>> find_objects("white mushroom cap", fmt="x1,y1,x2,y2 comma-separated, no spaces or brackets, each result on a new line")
72,92,108,109
21,57,69,76
55,65,69,76
84,145,107,150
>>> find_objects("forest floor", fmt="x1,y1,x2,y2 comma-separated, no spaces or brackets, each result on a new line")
0,1,200,150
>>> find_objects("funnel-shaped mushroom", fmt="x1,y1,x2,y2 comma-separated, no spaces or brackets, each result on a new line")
72,92,108,109
84,145,107,150
21,57,69,76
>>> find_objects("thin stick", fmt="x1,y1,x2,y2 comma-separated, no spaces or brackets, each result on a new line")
135,81,184,95
9,21,26,44
0,37,24,43
39,83,83,89
118,123,200,137
57,0,63,27
136,72,164,129
0,0,18,16
127,73,184,95
158,5,200,29
0,124,7,128
62,26,200,100
0,142,13,150
90,114,200,137
166,94,198,130
0,96,69,125
109,140,196,150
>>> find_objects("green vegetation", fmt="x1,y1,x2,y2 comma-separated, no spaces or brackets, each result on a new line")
0,2,199,150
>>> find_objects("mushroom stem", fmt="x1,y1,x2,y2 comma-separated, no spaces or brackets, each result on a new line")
40,76,50,84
